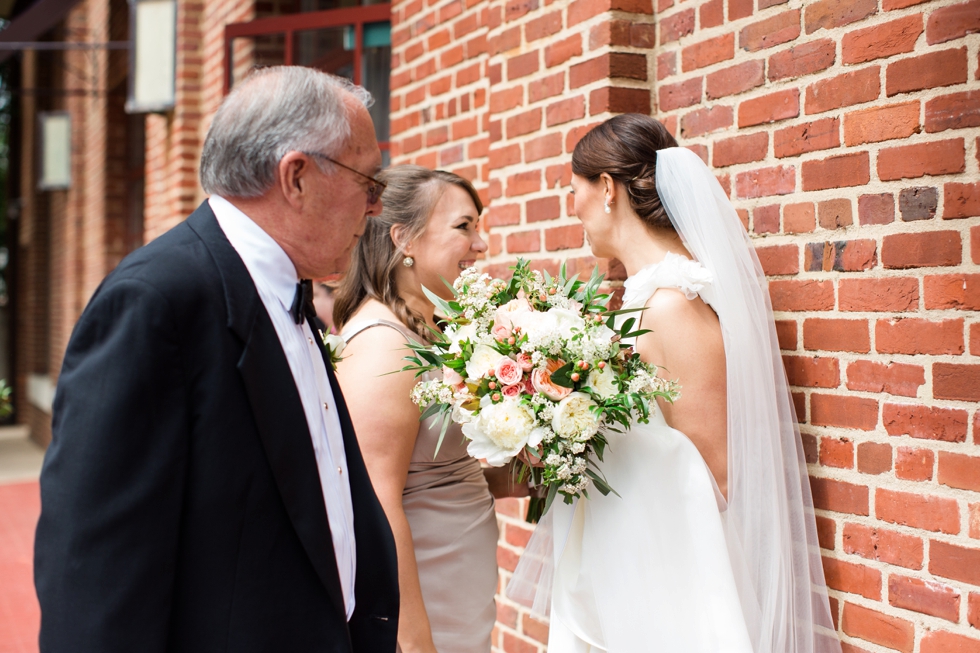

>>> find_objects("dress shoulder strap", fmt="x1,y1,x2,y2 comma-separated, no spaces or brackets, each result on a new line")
342,318,422,345
621,251,713,310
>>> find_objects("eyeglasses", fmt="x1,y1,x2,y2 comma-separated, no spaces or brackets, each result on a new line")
303,151,386,205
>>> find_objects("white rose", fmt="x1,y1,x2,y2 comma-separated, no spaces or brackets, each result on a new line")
508,308,545,336
585,365,618,399
465,344,504,380
448,322,478,354
551,392,600,441
462,396,536,466
510,307,585,348
591,323,616,343
323,334,346,358
452,400,476,424
547,307,587,338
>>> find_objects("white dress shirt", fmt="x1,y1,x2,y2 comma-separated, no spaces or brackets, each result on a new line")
210,196,356,619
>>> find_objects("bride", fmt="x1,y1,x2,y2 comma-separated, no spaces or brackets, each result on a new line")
510,114,841,653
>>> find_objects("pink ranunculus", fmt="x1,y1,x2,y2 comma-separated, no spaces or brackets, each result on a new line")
491,323,511,341
442,366,464,386
515,352,534,372
495,357,524,386
502,383,523,397
531,359,572,401
523,377,535,394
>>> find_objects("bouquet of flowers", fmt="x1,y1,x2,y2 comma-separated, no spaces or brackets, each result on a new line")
406,260,680,522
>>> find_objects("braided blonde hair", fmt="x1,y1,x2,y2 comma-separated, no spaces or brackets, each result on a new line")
334,165,483,340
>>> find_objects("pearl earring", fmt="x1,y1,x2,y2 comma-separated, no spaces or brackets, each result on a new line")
604,199,611,214
403,256,415,267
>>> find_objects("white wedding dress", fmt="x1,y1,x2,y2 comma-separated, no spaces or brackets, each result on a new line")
548,253,755,653
509,148,840,653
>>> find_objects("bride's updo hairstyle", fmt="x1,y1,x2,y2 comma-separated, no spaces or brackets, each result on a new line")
334,165,483,340
571,113,679,230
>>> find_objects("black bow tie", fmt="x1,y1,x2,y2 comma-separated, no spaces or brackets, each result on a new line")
290,279,315,325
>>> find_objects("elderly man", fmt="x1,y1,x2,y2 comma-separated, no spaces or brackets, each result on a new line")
34,67,398,652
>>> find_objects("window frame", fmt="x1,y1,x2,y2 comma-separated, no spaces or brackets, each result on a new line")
223,4,392,92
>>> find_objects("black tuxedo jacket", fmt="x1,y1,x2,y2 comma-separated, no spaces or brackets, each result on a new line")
34,202,398,652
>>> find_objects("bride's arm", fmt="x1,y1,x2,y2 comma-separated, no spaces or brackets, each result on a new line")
336,327,438,653
635,288,729,499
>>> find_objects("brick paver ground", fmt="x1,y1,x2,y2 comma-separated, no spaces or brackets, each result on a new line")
0,481,40,653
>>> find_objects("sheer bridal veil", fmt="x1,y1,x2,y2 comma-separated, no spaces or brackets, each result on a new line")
654,147,839,653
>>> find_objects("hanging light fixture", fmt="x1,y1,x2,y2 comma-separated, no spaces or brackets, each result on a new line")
126,0,176,113
38,111,71,190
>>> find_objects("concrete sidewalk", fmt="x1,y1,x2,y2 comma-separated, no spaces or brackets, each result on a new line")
0,426,43,653
0,426,44,485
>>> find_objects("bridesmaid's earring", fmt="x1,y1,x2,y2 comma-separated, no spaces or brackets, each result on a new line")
604,199,612,214
403,256,415,267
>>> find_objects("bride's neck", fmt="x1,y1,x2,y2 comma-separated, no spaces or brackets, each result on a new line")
614,218,690,278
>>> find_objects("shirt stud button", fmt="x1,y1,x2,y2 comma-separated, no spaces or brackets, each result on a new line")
323,402,329,411
337,467,343,475
308,337,314,345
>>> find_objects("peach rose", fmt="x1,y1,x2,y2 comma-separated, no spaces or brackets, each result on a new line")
502,383,523,398
442,366,464,387
531,358,572,401
515,352,534,371
491,323,511,341
493,297,531,332
495,357,524,386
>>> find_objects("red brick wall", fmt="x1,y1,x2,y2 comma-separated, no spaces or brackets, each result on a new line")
391,0,980,650
389,0,492,199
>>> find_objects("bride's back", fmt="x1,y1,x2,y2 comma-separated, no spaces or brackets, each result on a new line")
631,256,729,499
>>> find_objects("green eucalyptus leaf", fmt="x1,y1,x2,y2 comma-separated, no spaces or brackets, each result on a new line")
544,482,560,514
421,284,455,316
432,410,453,458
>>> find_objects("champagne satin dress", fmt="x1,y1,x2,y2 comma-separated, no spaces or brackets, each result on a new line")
343,319,499,653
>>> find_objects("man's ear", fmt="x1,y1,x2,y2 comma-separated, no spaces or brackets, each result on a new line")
278,152,311,210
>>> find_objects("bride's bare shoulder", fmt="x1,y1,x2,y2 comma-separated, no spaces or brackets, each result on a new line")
643,288,715,329
637,288,722,358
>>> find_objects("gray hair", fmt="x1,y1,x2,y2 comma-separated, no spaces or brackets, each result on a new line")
200,66,374,198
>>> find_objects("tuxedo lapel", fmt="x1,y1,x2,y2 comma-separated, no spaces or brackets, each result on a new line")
186,203,347,616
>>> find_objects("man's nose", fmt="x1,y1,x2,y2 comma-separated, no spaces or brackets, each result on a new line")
365,198,383,218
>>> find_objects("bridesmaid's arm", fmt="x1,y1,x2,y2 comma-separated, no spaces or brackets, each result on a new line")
336,326,439,653
482,463,531,499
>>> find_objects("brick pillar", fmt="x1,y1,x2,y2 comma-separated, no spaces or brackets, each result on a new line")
143,0,209,241
142,0,258,242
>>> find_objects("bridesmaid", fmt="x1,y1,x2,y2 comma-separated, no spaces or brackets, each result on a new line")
334,165,523,653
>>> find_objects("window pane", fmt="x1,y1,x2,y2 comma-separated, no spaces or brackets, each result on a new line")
230,34,286,88
257,0,361,16
363,21,390,147
293,27,354,80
